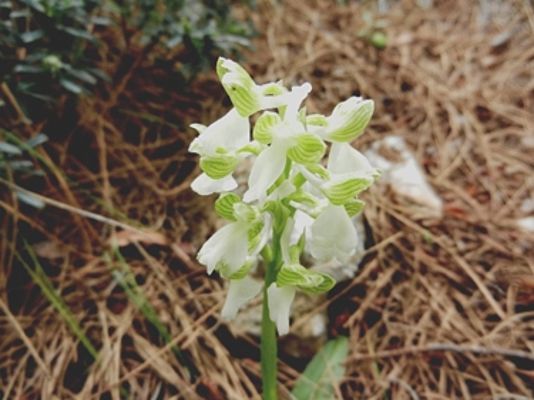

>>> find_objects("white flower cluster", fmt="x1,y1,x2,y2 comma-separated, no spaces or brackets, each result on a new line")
190,58,379,335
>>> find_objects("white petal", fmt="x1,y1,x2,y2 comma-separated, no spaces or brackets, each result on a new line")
189,108,250,155
310,204,357,263
221,276,263,320
197,222,248,275
257,82,311,119
243,140,287,203
291,210,314,244
191,173,237,195
190,123,207,133
327,143,375,177
284,83,312,120
267,284,296,336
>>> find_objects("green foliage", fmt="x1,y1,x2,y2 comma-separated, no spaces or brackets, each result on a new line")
0,130,47,207
116,0,254,78
0,0,108,116
18,241,99,359
292,336,349,400
110,249,199,380
0,0,253,118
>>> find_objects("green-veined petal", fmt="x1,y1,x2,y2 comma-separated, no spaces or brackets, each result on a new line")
276,263,335,294
344,199,365,216
286,133,326,165
253,111,281,144
306,114,328,127
322,177,374,205
200,153,239,179
325,97,374,142
214,193,241,221
217,57,259,117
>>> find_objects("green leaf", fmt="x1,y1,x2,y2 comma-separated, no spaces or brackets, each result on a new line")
110,250,198,381
26,133,48,148
18,243,98,360
292,336,349,400
214,192,240,221
59,79,83,94
16,191,45,209
0,142,22,155
14,64,43,74
59,26,95,41
66,69,97,85
7,160,33,170
10,10,30,18
20,30,44,43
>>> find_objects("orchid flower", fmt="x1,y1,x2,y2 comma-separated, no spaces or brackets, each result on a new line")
188,57,378,398
197,194,270,278
189,108,250,195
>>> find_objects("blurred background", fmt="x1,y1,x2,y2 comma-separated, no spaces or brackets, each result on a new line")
1,0,533,398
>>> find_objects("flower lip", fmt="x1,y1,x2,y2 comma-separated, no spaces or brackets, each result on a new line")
309,203,358,263
197,222,249,275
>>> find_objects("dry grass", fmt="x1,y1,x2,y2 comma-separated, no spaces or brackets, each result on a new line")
248,0,534,398
1,0,533,399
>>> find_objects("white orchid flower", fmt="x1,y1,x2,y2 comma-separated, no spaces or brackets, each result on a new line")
244,83,327,203
197,200,271,277
309,203,357,263
221,276,263,320
321,142,379,205
189,108,250,195
190,58,377,346
267,284,296,335
267,217,336,335
216,57,291,117
299,143,378,206
197,221,250,275
307,96,374,142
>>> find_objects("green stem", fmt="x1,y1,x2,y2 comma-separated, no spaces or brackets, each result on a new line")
261,281,277,399
262,159,292,399
261,229,282,400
